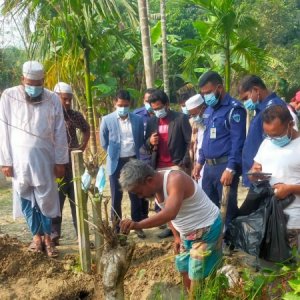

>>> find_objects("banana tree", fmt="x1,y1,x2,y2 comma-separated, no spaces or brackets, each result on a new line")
182,0,267,92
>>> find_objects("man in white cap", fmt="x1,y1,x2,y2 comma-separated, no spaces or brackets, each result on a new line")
0,61,69,257
185,94,206,182
51,82,90,245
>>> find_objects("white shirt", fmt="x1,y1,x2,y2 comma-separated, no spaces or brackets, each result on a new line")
0,85,69,218
254,137,300,229
117,114,135,158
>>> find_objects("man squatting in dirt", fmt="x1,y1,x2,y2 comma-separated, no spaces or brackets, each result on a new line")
119,159,222,293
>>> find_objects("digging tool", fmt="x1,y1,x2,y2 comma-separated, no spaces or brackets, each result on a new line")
220,185,231,231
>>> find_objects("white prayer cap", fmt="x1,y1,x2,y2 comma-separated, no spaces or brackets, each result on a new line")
54,82,73,94
22,61,44,80
185,94,204,110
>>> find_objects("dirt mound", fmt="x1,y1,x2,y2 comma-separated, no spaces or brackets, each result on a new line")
0,234,94,300
0,234,180,300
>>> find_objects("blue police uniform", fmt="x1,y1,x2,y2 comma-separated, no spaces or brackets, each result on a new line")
242,92,285,187
198,93,246,225
133,105,151,219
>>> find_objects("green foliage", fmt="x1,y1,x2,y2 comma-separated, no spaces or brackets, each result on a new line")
0,47,26,91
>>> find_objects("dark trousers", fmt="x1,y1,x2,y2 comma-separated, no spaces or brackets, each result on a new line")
52,166,77,237
202,162,239,226
110,157,148,224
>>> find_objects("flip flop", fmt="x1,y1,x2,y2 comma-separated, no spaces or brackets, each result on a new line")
45,243,59,258
28,240,43,253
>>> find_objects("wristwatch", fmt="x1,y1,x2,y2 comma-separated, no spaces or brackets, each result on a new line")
226,168,236,175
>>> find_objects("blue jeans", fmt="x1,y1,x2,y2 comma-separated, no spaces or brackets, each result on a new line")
21,198,52,235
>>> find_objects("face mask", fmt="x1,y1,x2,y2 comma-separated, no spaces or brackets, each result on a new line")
145,102,153,113
244,98,258,111
270,134,292,148
204,92,218,107
181,106,189,115
116,106,129,117
192,115,203,124
154,107,167,119
24,84,43,98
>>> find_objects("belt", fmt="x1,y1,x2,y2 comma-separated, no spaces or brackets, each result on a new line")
205,156,228,166
119,155,136,161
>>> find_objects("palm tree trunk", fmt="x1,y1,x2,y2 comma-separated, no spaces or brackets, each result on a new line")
138,0,154,88
224,35,231,92
160,0,169,97
83,47,97,156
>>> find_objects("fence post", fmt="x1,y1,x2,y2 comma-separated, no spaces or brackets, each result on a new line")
92,196,104,274
71,150,91,273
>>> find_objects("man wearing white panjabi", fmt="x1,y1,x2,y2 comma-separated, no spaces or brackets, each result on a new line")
0,61,68,257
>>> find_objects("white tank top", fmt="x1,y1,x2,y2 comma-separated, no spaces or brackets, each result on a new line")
156,170,219,235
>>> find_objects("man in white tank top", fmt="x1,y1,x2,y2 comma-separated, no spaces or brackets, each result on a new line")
119,159,222,294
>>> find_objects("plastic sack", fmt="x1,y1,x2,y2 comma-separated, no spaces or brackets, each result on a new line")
81,168,91,192
95,166,106,193
226,199,269,257
259,194,294,262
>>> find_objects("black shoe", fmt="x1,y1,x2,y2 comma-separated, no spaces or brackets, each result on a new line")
157,228,173,239
135,229,146,239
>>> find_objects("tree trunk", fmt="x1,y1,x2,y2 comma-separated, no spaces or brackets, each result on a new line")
160,0,169,97
83,47,97,156
94,243,135,300
138,0,154,88
224,35,231,93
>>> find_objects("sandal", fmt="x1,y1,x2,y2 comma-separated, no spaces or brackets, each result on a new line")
28,240,43,253
45,242,59,258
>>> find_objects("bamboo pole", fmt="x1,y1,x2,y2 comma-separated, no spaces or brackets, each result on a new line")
71,150,91,273
92,196,104,274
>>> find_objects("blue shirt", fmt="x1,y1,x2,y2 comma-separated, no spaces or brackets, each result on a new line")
133,106,152,162
198,93,246,171
242,92,286,186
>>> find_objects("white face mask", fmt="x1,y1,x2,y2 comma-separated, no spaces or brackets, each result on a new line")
154,107,167,119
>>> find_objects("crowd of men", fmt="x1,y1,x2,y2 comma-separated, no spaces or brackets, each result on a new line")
1,61,300,293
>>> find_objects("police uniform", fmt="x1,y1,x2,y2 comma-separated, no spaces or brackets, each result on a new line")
198,93,246,225
242,92,285,187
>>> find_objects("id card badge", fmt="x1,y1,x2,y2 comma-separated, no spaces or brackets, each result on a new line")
210,127,216,139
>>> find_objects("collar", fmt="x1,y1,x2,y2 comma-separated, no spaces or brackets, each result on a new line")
257,92,278,112
212,93,231,110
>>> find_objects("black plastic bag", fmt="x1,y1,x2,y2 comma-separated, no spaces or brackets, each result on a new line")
259,194,294,262
226,198,269,257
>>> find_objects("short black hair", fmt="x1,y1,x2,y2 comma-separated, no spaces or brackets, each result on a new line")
262,105,292,124
144,88,156,96
238,75,267,93
199,71,223,88
176,83,196,104
148,89,169,105
115,90,131,101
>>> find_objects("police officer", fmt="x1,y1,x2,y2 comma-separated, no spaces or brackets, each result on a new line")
238,75,286,187
193,71,246,225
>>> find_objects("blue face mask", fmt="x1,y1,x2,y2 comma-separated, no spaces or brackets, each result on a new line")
145,102,153,113
181,106,189,115
270,135,292,148
154,107,167,119
116,106,129,117
25,84,43,98
204,92,218,107
192,115,203,124
244,98,258,111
